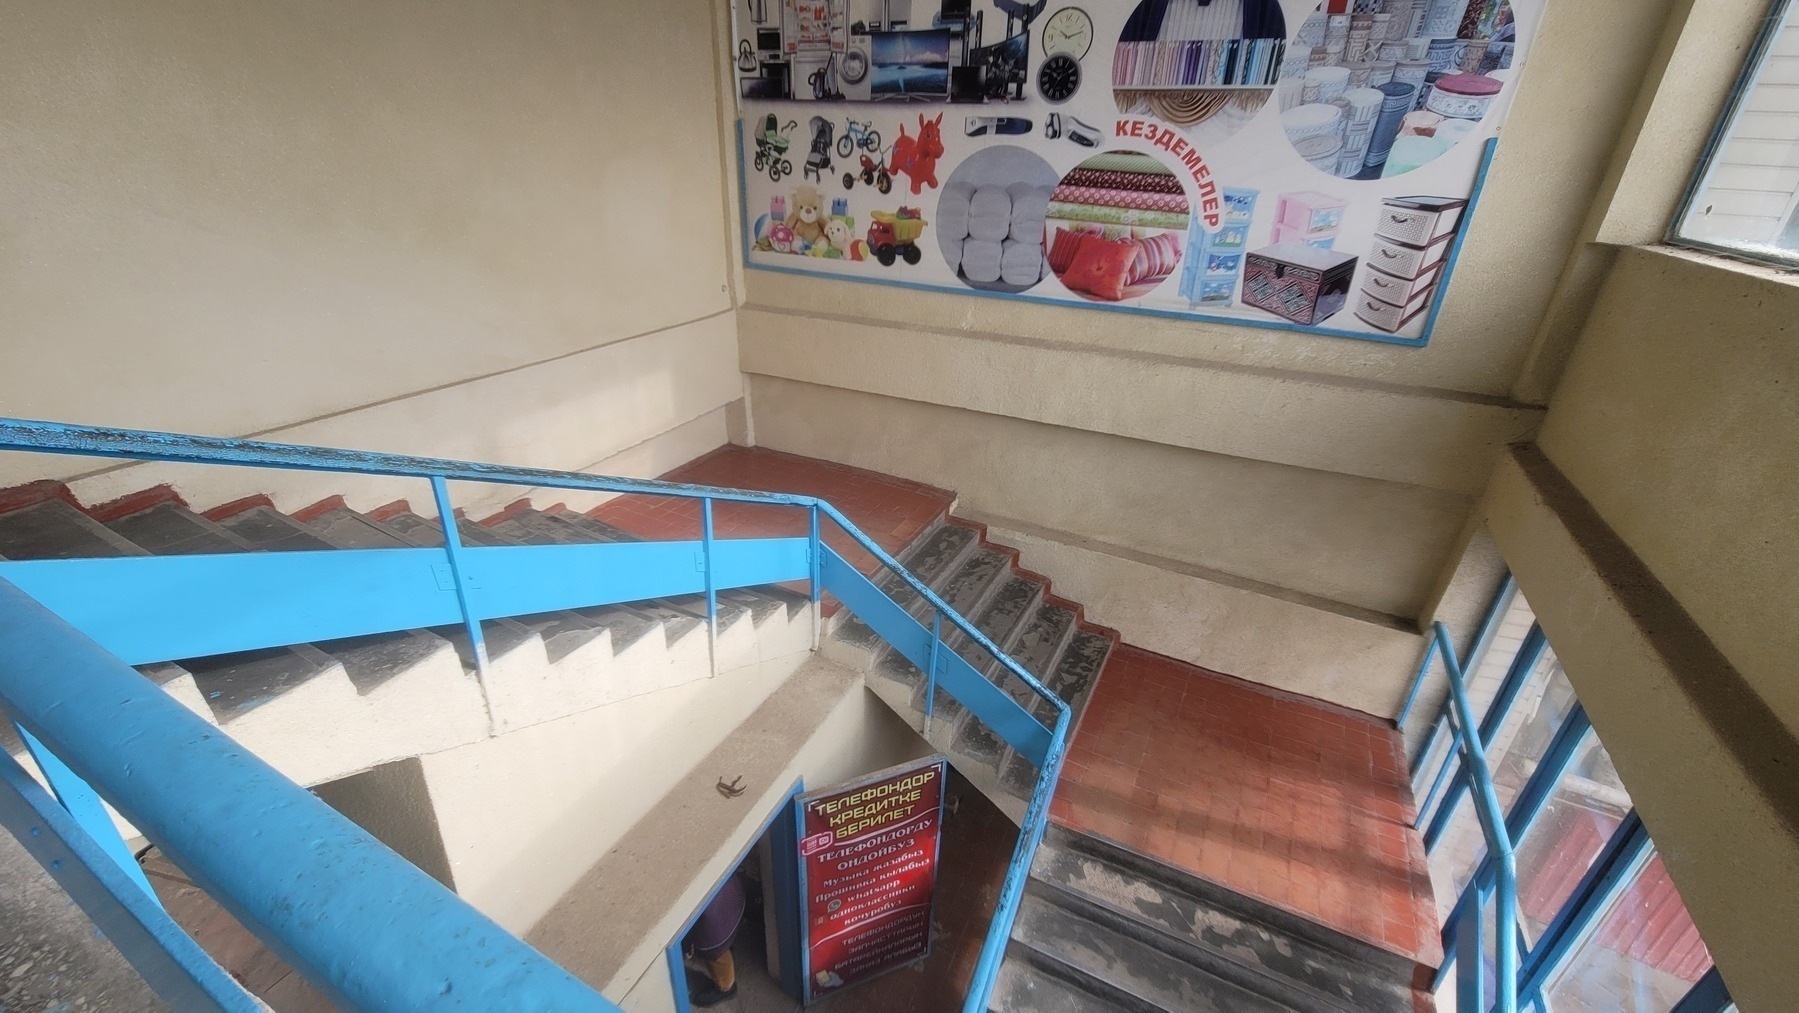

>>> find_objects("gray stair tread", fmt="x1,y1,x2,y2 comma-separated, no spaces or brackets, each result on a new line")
835,522,979,652
316,629,457,695
0,500,148,559
570,605,663,653
454,517,523,546
545,512,641,543
374,511,518,548
1042,631,1112,717
944,576,1047,766
990,951,1127,1013
105,502,255,555
510,610,614,664
901,522,982,590
1031,831,1421,1012
487,509,589,545
625,600,704,645
217,506,336,552
878,547,1011,691
998,626,1115,799
1011,605,1079,680
431,617,542,670
1012,890,1296,1013
179,643,344,723
297,509,455,690
962,575,1045,664
724,588,787,626
304,506,413,549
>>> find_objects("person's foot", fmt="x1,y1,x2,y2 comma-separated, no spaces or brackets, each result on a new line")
691,982,738,1007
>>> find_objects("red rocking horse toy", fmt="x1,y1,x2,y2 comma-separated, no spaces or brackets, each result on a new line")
888,113,944,196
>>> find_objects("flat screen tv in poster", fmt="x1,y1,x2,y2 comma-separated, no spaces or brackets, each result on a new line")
796,757,947,1002
729,0,1543,347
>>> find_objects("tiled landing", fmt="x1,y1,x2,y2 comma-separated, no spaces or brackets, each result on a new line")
588,446,954,581
1052,645,1442,967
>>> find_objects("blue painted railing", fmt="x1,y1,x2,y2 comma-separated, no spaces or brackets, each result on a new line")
0,417,1070,1011
1431,620,1519,1013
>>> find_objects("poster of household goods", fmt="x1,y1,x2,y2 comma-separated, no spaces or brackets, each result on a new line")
731,0,1540,345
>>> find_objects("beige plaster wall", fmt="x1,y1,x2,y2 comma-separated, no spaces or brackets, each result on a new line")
1533,247,1799,730
311,758,456,890
415,650,811,935
0,0,738,488
722,0,1688,707
751,376,1469,622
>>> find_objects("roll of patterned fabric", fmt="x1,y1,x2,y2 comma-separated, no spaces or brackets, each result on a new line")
1300,135,1343,172
1283,102,1345,145
1307,65,1351,103
1421,0,1471,38
1370,60,1396,86
1394,59,1431,98
1343,86,1386,127
1364,81,1418,168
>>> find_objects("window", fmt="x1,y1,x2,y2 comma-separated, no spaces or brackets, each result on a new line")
1413,573,1731,1012
1672,0,1799,267
1540,851,1713,1012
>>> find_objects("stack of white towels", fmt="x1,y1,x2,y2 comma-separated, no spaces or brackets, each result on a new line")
938,181,1054,289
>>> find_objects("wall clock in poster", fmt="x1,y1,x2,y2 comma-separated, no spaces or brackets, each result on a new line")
729,0,1543,348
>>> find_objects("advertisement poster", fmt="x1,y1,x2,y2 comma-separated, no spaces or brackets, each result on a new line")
796,756,948,1002
729,0,1541,346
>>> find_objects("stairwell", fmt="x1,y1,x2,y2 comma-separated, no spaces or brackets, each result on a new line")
0,449,1440,1013
823,518,1117,825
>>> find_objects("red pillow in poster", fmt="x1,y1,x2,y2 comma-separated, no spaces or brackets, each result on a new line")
1063,236,1141,301
1046,227,1091,274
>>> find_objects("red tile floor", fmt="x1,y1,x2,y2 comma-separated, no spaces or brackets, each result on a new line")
1052,645,1442,965
585,447,954,593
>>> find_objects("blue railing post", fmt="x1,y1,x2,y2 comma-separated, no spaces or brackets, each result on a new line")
429,477,497,733
11,722,161,904
702,497,718,678
1435,621,1517,1013
1395,634,1438,732
924,610,941,737
1457,883,1486,1013
0,749,258,1010
808,504,822,650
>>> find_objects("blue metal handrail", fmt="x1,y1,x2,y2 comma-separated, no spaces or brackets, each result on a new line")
0,416,1068,1011
0,579,614,1010
1433,620,1518,1013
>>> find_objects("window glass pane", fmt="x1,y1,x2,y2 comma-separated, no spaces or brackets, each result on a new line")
1486,651,1578,812
1428,792,1487,925
1464,587,1535,720
1542,852,1715,1012
1513,730,1634,946
1673,0,1799,266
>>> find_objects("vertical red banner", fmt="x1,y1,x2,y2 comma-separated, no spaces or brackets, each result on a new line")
797,757,947,1002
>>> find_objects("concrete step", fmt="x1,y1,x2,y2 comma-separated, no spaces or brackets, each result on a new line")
998,629,1115,802
868,546,1011,691
1009,888,1296,1012
0,499,149,559
214,505,336,552
105,501,256,554
989,942,1151,1013
829,520,981,666
1026,828,1425,1013
940,576,1048,772
364,508,526,549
